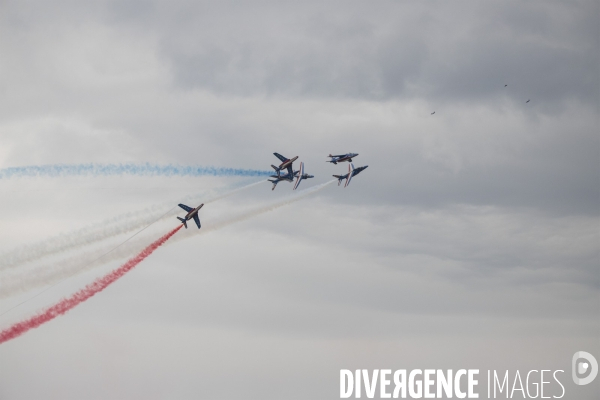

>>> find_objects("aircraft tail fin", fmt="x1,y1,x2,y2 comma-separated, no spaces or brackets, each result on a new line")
333,175,344,186
271,164,281,176
177,217,188,229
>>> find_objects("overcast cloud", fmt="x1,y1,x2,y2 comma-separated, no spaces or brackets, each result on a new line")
0,1,598,399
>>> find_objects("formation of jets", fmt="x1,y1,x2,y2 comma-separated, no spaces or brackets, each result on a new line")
177,151,369,227
268,152,368,190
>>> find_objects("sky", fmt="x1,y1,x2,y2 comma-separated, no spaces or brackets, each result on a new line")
0,1,598,399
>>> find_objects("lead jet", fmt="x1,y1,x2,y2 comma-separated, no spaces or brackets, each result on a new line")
293,162,314,190
177,203,203,229
268,170,299,190
333,163,368,187
327,153,358,164
271,152,298,177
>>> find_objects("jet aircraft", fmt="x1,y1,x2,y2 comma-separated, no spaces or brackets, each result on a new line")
293,162,314,190
177,203,203,229
268,170,299,191
327,153,358,164
526,99,530,103
333,163,368,187
431,111,436,115
271,152,298,176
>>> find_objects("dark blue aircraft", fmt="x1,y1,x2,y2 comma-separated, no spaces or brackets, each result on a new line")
333,163,368,187
268,170,299,190
327,153,358,164
177,203,203,229
271,152,298,177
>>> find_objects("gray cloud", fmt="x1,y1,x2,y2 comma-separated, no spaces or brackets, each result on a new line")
148,1,599,106
0,1,598,399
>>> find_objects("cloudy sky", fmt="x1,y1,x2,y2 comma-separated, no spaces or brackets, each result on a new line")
0,1,598,399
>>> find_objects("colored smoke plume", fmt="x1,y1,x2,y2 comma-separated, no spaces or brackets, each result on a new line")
0,225,182,345
0,163,271,180
0,179,265,271
1,180,335,298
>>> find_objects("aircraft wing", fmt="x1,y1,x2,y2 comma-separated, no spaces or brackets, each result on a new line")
193,214,201,229
178,203,194,212
345,164,354,187
286,165,293,175
274,152,288,162
330,154,346,158
293,162,304,190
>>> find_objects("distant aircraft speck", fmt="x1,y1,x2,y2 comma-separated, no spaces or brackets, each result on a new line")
526,99,530,103
431,111,435,115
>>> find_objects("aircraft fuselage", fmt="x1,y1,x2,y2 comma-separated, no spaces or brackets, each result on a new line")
278,156,298,171
328,153,358,164
184,204,203,221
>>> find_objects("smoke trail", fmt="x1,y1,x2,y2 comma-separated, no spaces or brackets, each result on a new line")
0,180,266,271
0,225,182,345
1,181,335,298
0,163,271,180
187,180,336,238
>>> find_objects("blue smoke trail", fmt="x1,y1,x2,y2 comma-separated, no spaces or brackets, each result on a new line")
0,163,271,179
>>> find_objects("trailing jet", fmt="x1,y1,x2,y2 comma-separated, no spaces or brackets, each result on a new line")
293,162,314,190
526,99,530,103
268,170,299,191
431,111,435,115
333,163,368,187
177,203,203,229
271,152,298,176
327,153,358,164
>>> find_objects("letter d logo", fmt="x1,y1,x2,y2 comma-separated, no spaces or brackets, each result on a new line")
572,351,598,385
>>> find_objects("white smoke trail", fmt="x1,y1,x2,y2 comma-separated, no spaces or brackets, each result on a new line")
0,181,334,298
0,180,266,271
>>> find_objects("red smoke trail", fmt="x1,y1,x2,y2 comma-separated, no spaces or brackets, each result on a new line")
0,225,182,345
